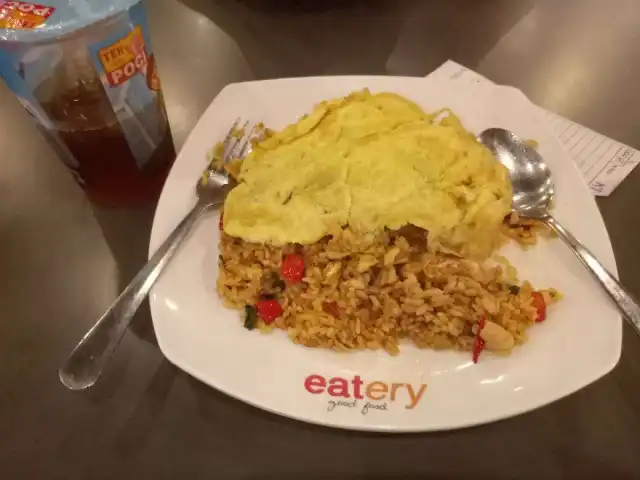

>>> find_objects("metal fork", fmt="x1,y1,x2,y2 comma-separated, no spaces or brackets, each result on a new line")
59,119,255,391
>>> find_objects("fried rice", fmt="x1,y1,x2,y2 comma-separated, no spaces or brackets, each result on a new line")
217,222,560,357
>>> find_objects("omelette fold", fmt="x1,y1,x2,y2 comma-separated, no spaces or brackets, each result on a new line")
221,89,512,258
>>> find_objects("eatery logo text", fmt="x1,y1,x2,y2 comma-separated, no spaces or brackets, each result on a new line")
304,374,427,415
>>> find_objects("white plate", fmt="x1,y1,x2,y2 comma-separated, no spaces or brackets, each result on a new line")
149,76,621,431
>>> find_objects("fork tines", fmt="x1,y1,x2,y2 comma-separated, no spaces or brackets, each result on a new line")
222,119,259,163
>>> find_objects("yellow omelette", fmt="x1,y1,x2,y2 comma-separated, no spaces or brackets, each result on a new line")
221,89,512,258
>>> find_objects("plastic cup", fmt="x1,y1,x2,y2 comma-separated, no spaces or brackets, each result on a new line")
0,0,175,207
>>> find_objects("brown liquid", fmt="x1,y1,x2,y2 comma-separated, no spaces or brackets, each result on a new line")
39,78,175,208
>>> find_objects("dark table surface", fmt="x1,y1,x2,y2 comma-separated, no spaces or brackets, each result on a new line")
3,0,640,478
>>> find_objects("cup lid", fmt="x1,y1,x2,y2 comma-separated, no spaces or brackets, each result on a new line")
0,0,140,43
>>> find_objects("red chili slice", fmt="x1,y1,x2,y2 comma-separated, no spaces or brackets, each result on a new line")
472,314,486,364
281,254,305,284
255,299,283,324
531,291,547,322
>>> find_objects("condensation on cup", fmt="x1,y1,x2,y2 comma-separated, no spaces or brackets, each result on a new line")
0,0,176,207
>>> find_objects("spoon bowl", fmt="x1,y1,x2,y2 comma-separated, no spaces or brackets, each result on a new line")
477,128,554,218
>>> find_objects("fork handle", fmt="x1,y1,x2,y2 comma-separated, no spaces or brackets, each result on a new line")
59,201,211,390
544,215,640,333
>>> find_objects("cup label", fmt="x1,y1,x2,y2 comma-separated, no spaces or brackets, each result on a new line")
98,26,148,88
0,1,55,30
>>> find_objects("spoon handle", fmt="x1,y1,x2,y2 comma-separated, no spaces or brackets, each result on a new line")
544,215,640,332
58,201,209,391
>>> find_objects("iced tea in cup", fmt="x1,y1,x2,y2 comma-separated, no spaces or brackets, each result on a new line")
0,1,175,207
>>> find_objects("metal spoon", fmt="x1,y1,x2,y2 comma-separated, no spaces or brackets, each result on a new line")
478,127,640,333
59,120,254,391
